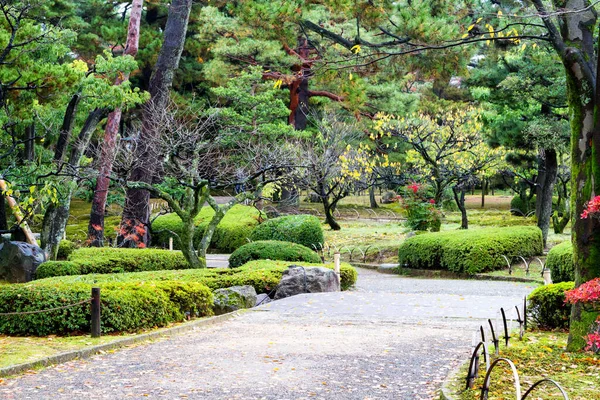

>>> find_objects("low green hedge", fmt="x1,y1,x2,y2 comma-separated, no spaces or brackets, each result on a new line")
546,241,574,283
398,227,543,274
0,280,213,336
250,215,324,248
36,248,190,279
57,240,77,260
229,240,322,268
35,247,189,279
527,281,575,330
151,205,263,253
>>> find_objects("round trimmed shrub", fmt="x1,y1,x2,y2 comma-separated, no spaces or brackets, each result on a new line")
57,240,77,260
229,240,322,268
151,205,263,253
527,281,575,330
546,241,574,283
250,215,324,249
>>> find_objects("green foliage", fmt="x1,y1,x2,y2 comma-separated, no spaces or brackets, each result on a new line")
398,227,543,274
151,205,263,253
527,281,575,330
35,248,190,279
399,183,440,231
510,195,566,216
229,240,322,268
56,240,77,260
250,215,324,248
0,281,213,336
546,241,574,283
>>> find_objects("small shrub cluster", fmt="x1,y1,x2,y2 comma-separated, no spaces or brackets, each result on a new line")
546,241,574,283
399,183,441,232
398,226,543,274
57,240,77,260
510,195,565,216
0,280,213,336
36,248,190,279
151,205,263,253
229,240,322,268
250,215,324,249
527,281,575,330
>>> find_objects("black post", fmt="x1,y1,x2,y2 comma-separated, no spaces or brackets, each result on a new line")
91,287,101,338
501,307,510,347
523,296,527,331
488,319,499,356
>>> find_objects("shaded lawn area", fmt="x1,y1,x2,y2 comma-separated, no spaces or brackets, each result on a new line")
448,331,599,400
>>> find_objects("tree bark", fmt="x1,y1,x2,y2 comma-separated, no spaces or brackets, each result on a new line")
481,178,486,208
535,149,557,248
88,0,143,247
452,186,468,229
23,123,35,162
0,194,7,232
119,0,192,247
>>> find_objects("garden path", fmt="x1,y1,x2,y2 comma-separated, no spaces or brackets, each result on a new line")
0,268,535,399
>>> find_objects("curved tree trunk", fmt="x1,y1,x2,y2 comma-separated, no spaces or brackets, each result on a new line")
119,0,192,247
452,186,468,229
369,185,378,208
88,0,143,247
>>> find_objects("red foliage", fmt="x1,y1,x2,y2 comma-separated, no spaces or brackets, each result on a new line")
581,195,600,219
565,278,600,305
407,183,420,194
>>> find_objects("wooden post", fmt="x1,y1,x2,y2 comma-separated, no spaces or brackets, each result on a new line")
334,252,341,288
0,179,38,246
169,237,173,251
91,287,101,338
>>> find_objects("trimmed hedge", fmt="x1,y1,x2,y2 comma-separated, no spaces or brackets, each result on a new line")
229,240,322,268
151,205,263,253
36,247,190,279
0,281,213,336
57,240,77,260
250,215,324,248
546,241,574,283
398,227,543,274
527,281,575,330
33,261,358,296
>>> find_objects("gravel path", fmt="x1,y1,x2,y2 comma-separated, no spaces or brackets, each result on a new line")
0,268,536,400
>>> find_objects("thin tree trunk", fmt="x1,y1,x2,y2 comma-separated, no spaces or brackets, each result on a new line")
119,0,192,247
40,108,107,259
322,196,340,230
452,186,468,230
0,180,38,245
88,0,143,247
369,185,378,208
481,178,486,208
0,194,7,232
536,149,557,248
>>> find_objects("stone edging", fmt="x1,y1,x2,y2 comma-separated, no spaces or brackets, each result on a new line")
0,310,247,378
438,360,467,400
351,262,542,283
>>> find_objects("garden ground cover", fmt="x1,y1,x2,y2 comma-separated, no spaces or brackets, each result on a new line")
447,331,599,400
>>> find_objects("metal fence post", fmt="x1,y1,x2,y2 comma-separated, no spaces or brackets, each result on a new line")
91,287,101,338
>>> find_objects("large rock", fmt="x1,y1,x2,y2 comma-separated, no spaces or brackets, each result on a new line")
213,285,257,315
274,266,340,300
0,239,47,283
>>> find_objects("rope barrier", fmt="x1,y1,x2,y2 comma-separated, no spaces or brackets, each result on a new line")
0,298,92,316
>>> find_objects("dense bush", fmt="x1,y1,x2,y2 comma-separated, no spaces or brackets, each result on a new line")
0,280,213,336
250,215,324,248
546,241,574,283
229,240,322,268
151,205,263,253
527,281,575,330
398,227,543,274
57,240,77,260
36,248,190,279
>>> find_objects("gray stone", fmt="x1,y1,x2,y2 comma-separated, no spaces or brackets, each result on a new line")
255,293,272,306
213,285,257,315
381,191,398,204
406,231,416,238
0,239,47,283
274,266,340,300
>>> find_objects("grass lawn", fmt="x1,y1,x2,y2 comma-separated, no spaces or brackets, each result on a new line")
447,331,600,400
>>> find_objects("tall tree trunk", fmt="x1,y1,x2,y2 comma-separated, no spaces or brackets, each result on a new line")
0,194,7,232
23,123,35,162
452,186,468,229
481,178,486,208
119,0,192,247
323,198,341,230
40,108,107,259
535,149,558,249
88,0,143,247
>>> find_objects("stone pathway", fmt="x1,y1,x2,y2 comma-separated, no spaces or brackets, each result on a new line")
0,268,536,400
